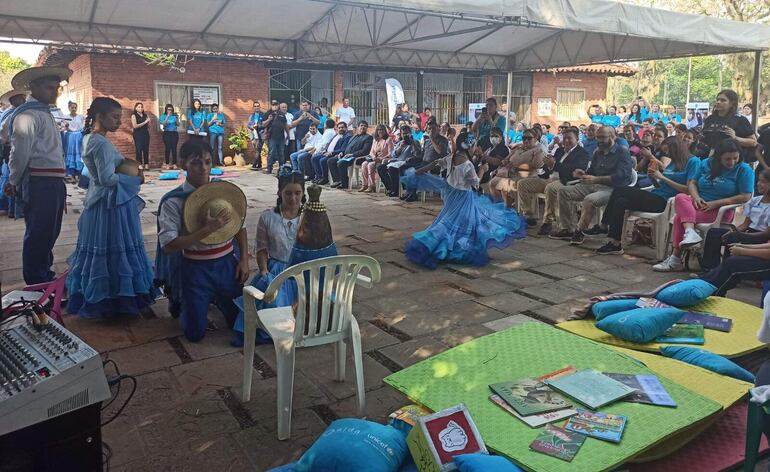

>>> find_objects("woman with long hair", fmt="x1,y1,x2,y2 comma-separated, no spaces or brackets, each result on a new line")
131,102,151,169
360,124,393,192
624,103,644,130
187,98,206,139
701,89,757,154
66,97,156,317
654,138,754,271
159,103,179,169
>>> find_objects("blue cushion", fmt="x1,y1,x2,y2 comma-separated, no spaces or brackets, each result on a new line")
591,299,641,321
295,419,408,472
210,168,224,176
454,453,524,472
158,171,180,180
660,346,755,382
596,307,683,343
656,280,716,306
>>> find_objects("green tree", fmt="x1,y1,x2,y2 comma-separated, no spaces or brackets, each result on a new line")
0,51,30,93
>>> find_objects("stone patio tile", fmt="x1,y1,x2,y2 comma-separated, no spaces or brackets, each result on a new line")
252,343,337,373
531,263,589,280
180,328,241,361
433,324,494,347
375,309,456,338
556,274,620,295
171,351,260,399
126,316,182,344
444,277,514,297
488,258,535,271
483,314,545,332
328,385,409,424
256,406,329,439
119,434,252,472
107,339,183,375
102,414,147,468
63,315,135,352
518,283,586,305
123,369,184,421
301,354,395,400
474,292,546,314
377,338,450,369
399,285,477,309
235,370,331,421
233,425,316,471
359,321,401,352
562,256,620,272
492,270,553,288
530,298,592,324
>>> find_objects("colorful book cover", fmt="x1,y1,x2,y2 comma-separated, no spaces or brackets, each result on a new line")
489,378,572,416
529,424,586,462
536,366,577,382
564,409,627,443
489,394,578,427
656,324,705,344
604,373,677,407
678,311,732,332
636,297,671,308
545,369,636,410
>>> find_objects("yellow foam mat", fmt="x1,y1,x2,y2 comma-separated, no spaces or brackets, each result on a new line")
557,296,766,358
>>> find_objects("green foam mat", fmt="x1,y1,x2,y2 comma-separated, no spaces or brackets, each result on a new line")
384,323,722,472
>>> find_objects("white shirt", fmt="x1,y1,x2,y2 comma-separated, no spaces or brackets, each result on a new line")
437,155,479,190
255,209,298,263
66,114,85,132
285,112,295,141
759,291,770,343
8,98,65,185
335,105,356,125
744,196,770,232
302,131,323,151
317,128,336,153
326,134,343,155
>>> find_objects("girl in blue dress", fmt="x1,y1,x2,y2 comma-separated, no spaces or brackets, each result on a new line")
66,97,157,317
402,130,526,269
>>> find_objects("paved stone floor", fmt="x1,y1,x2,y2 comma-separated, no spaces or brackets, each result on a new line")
0,168,764,471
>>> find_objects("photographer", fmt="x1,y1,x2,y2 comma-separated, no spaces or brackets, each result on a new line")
471,97,506,142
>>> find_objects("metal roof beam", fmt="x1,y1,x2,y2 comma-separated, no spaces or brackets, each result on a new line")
201,0,233,35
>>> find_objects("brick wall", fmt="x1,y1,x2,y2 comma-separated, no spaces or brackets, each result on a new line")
530,71,608,127
71,53,270,164
64,54,92,110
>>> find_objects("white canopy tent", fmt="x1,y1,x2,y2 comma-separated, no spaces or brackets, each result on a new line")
1,0,769,132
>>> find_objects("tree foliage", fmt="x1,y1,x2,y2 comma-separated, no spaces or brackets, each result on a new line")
0,50,31,93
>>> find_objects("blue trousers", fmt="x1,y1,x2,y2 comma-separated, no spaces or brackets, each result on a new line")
180,253,243,342
290,150,310,172
209,133,224,166
311,153,329,181
267,137,286,172
23,177,66,284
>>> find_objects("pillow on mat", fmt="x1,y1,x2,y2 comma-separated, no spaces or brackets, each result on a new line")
660,346,755,383
158,171,180,180
454,453,524,472
596,307,683,343
656,280,716,306
295,419,408,472
210,168,224,176
591,299,641,321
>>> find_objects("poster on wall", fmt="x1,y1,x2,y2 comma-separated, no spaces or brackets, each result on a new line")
537,98,552,117
467,103,485,123
192,86,219,105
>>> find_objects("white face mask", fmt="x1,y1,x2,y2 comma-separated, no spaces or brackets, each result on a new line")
490,137,501,146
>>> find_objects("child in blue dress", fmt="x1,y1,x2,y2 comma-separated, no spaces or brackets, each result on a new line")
402,130,526,269
66,98,157,317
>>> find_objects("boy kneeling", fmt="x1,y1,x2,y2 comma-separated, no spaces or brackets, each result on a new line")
155,140,250,342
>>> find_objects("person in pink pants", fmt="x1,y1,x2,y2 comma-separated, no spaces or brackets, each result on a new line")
360,124,393,192
654,138,754,272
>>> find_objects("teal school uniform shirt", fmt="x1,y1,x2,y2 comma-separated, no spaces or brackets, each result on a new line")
206,112,225,134
651,156,699,200
160,114,178,131
602,115,621,128
188,110,205,130
688,157,755,202
508,130,523,144
590,114,605,124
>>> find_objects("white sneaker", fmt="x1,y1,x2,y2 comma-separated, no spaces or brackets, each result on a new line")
652,255,684,272
680,228,703,248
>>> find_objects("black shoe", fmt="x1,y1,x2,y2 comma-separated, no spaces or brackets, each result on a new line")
404,193,418,202
569,230,585,245
537,223,552,236
317,179,329,185
387,191,399,198
251,165,262,170
583,224,608,237
548,229,573,240
331,182,342,188
304,176,313,181
596,241,624,255
525,217,538,227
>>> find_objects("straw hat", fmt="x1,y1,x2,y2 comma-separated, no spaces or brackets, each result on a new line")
183,181,247,245
0,89,26,104
116,159,142,177
11,66,72,90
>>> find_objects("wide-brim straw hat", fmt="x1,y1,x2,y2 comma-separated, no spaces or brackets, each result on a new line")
0,89,26,103
116,159,142,177
183,180,247,245
11,66,72,90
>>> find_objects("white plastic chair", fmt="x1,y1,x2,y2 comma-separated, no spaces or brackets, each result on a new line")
241,255,381,440
677,202,743,269
621,196,675,262
347,163,362,190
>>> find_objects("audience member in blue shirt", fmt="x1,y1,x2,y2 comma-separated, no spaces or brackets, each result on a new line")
543,124,555,143
582,125,598,157
602,106,622,129
594,136,695,255
649,104,666,125
666,106,682,124
187,99,206,137
624,104,645,130
206,103,226,166
588,104,605,124
471,97,506,141
159,103,179,168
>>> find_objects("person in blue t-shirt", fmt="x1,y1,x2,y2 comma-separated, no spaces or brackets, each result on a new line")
665,106,683,124
602,106,622,129
159,103,179,168
653,138,754,271
624,103,645,130
649,104,666,125
588,104,605,125
508,122,524,144
471,97,506,141
582,124,598,157
206,103,226,166
543,124,555,143
187,98,206,139
594,136,697,254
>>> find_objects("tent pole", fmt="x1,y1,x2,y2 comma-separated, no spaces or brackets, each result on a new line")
686,57,692,104
752,50,762,133
504,71,513,144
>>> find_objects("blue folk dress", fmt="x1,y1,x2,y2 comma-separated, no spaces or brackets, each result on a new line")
66,133,157,317
402,155,526,269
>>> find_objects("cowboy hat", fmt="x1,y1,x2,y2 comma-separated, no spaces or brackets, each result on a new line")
116,159,142,177
0,89,26,104
183,180,247,245
11,66,72,90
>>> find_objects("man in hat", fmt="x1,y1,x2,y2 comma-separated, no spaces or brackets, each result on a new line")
0,90,26,216
156,139,250,342
3,67,71,284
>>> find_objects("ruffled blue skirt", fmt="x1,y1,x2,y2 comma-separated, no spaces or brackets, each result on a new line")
402,171,526,269
64,131,84,176
66,176,157,317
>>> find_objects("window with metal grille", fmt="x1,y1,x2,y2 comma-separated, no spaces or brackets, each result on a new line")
268,68,333,111
461,75,484,124
491,73,533,125
154,81,221,131
343,71,416,126
556,88,586,122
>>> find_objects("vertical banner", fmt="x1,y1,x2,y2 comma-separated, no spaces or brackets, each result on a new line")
385,78,405,126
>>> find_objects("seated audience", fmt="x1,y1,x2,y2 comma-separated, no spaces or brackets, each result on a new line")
311,121,350,185
473,126,509,185
378,124,422,197
289,123,322,173
488,128,545,208
402,121,448,202
301,118,336,181
700,241,770,296
582,124,598,157
359,124,393,192
654,139,754,272
328,121,373,189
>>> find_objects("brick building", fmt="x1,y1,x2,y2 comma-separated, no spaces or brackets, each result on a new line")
39,49,634,165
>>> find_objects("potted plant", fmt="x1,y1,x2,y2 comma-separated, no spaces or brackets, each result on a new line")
228,126,251,166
